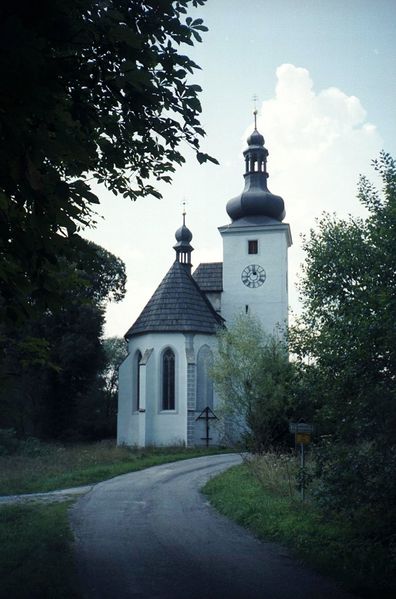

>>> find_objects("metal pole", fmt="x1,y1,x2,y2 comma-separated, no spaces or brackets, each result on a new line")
300,442,305,502
205,408,209,448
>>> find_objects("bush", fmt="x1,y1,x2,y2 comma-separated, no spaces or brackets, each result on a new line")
0,429,51,457
314,443,395,512
0,429,19,455
306,441,396,595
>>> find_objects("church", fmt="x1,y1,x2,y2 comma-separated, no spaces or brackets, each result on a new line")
117,118,292,447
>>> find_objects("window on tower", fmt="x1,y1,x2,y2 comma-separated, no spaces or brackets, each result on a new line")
248,240,258,254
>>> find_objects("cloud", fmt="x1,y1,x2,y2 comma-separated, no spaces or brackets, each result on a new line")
95,64,383,335
246,64,383,312
253,64,382,214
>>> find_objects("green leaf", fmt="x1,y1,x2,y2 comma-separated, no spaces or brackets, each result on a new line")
196,152,219,165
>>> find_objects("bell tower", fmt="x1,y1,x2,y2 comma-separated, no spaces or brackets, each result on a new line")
173,208,194,272
219,113,292,334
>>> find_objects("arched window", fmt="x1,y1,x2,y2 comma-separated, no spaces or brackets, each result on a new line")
134,350,142,412
162,348,175,410
196,346,214,411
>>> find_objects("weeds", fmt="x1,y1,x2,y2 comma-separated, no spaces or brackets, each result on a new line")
245,452,298,498
0,501,78,598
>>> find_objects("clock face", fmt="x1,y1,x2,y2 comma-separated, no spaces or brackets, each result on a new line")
241,264,266,288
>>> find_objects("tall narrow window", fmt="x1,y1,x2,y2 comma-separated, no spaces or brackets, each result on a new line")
196,346,214,411
248,240,258,254
162,349,175,410
135,351,142,411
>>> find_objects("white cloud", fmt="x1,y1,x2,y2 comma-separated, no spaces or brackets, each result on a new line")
253,64,381,211
245,64,383,311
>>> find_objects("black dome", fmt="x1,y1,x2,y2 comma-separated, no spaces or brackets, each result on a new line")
226,181,285,221
247,129,264,146
175,224,192,243
226,125,285,223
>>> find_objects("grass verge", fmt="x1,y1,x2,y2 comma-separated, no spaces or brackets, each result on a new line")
0,441,229,495
0,501,78,599
203,460,395,598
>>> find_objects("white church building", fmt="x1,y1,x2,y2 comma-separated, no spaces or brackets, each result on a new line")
117,120,292,447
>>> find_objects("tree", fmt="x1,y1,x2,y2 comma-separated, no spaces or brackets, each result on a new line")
211,315,302,452
0,239,127,439
291,152,396,444
101,336,128,421
290,152,396,540
0,0,214,323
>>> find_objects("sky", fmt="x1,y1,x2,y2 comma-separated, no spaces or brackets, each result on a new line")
84,0,396,338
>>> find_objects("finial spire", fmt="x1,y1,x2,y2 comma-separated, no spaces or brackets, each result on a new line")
225,114,285,223
174,204,193,270
252,94,258,129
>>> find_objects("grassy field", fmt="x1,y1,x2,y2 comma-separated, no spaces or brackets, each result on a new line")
0,501,79,599
0,440,229,495
203,455,395,599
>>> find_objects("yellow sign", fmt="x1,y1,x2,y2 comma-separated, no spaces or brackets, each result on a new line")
296,432,311,445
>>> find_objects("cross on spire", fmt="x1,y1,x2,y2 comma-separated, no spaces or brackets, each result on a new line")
174,199,193,270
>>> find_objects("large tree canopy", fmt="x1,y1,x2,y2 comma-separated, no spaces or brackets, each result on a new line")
290,152,396,542
291,152,396,443
0,0,212,321
0,239,127,439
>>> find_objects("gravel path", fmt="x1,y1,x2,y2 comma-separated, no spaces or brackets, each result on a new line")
70,454,356,599
0,485,92,505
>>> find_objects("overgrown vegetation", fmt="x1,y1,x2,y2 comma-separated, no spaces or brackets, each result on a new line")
203,459,395,598
211,316,312,451
290,152,396,570
0,501,78,599
0,437,228,495
211,153,396,593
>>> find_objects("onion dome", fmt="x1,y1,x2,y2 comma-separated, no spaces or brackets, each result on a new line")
173,211,193,270
226,114,285,223
175,222,192,244
246,128,265,146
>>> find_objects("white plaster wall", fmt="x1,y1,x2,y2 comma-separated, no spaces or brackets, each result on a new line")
193,335,222,446
220,224,291,335
204,291,222,313
117,353,134,445
118,331,223,447
122,332,190,447
193,334,218,360
146,333,187,446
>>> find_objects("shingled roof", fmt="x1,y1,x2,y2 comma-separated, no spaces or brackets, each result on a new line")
125,261,224,339
192,262,223,292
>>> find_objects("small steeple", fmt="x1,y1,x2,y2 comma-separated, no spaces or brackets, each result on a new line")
244,108,268,175
225,111,285,223
173,206,194,271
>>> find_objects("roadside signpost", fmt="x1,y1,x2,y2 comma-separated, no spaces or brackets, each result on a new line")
289,421,314,501
295,432,311,445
